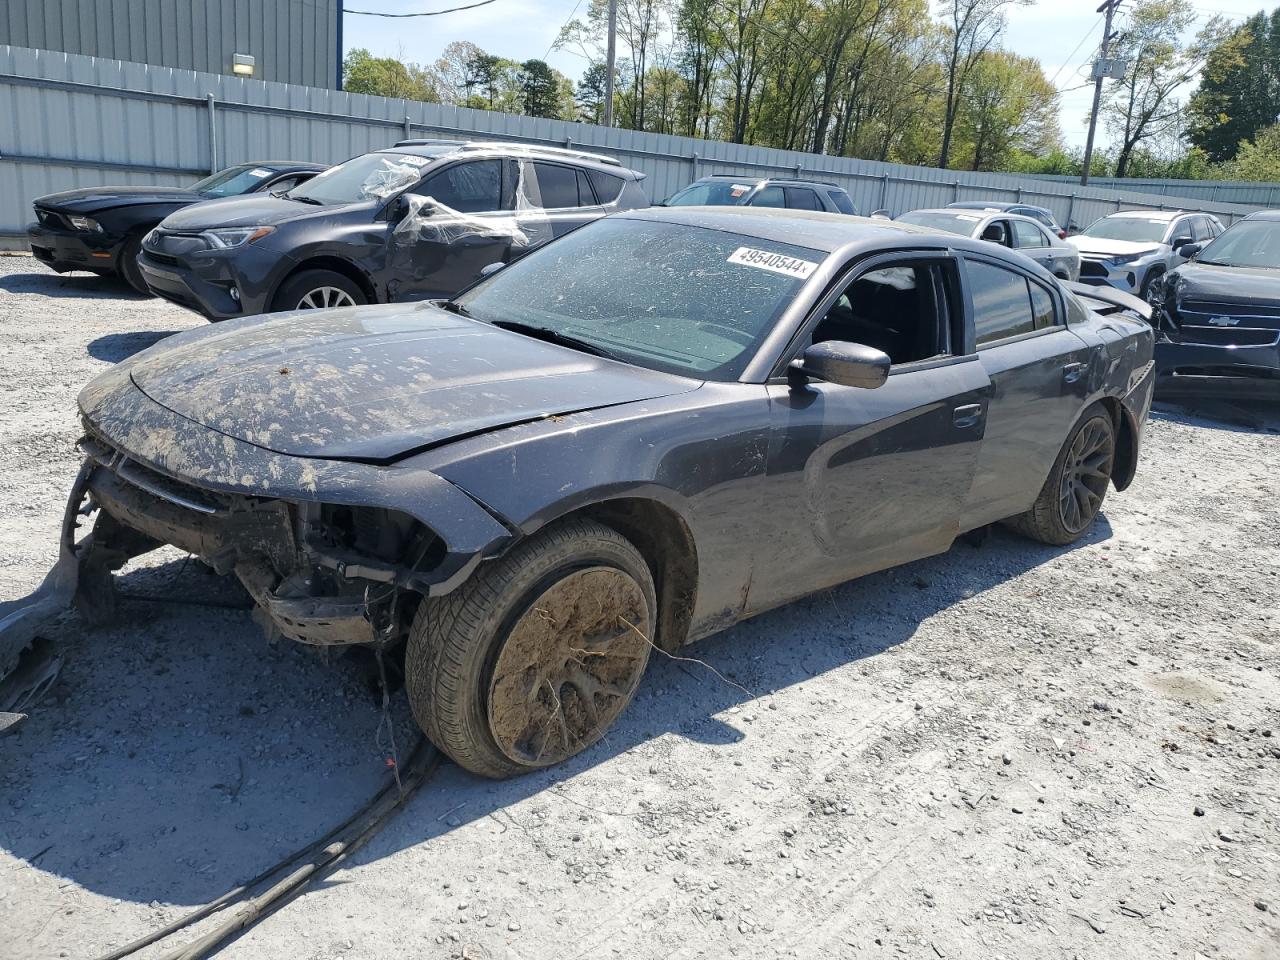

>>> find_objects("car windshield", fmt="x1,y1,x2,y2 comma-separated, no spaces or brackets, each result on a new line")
1194,220,1280,268
285,152,433,204
454,217,824,380
895,211,981,236
664,180,759,206
1080,216,1168,243
191,164,277,198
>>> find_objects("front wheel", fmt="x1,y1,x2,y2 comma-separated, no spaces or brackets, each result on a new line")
272,269,367,312
1139,266,1165,301
405,519,656,779
1009,402,1116,545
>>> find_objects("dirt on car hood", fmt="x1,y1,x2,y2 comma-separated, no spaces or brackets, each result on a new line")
126,302,698,463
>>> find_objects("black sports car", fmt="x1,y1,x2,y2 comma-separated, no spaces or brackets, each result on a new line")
1,208,1154,774
1146,209,1280,398
26,162,326,293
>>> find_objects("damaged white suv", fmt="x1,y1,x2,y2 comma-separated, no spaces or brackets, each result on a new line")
136,139,650,321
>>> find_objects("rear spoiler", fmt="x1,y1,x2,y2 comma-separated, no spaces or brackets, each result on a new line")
1062,280,1152,321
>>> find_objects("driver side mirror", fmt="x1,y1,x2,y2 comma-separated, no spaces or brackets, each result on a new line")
383,194,419,223
1174,239,1201,257
789,341,890,390
981,223,1007,244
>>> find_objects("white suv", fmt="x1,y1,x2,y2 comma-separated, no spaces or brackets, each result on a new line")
1069,210,1224,298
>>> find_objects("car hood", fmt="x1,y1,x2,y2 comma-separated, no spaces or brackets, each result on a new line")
1171,261,1280,301
158,194,365,231
36,185,199,214
122,302,699,463
1068,236,1164,258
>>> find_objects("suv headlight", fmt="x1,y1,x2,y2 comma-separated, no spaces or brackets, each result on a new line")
1108,250,1152,265
201,226,275,249
67,215,103,233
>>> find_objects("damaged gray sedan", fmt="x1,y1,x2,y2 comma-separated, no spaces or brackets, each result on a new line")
2,208,1155,775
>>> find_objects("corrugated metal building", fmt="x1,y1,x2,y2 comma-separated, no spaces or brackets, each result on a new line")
0,0,343,88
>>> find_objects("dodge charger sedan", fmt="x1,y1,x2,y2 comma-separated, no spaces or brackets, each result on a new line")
39,208,1154,777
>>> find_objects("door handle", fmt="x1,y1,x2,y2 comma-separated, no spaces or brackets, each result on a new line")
953,403,983,428
1062,361,1087,383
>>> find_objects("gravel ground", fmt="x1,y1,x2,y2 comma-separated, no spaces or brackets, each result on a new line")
1,254,1278,960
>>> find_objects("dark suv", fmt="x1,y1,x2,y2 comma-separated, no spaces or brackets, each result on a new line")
138,140,649,320
663,175,858,215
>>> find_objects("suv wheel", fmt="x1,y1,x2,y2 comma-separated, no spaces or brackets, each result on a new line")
273,269,367,312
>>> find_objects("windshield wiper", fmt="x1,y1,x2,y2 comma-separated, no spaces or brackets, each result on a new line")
489,320,622,361
283,194,324,205
1193,258,1232,266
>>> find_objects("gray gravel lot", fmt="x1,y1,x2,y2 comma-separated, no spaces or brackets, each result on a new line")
1,254,1278,960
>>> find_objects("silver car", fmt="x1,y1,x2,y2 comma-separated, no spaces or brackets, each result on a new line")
1068,210,1224,298
895,208,1080,280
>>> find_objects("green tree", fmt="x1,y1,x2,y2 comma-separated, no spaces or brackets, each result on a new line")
1189,11,1280,164
342,48,441,102
520,59,563,118
953,50,1059,171
577,63,611,123
1224,123,1280,180
1103,0,1224,178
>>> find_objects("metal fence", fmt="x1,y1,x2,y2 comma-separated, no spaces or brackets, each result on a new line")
0,44,1263,250
1024,173,1280,207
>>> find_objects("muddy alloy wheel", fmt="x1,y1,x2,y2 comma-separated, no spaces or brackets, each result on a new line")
272,268,367,313
1008,402,1116,546
1057,415,1115,534
405,519,657,779
487,567,651,767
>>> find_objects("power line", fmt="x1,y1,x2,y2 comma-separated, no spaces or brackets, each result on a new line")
544,0,587,61
1050,14,1104,88
345,0,498,17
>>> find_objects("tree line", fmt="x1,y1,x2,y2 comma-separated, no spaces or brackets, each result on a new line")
343,0,1280,182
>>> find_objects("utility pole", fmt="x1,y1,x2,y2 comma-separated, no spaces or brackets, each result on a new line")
1082,0,1123,186
603,0,617,127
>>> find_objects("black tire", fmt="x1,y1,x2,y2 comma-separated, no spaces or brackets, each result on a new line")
118,234,151,295
1009,402,1116,546
405,518,656,779
272,269,367,312
1139,266,1165,301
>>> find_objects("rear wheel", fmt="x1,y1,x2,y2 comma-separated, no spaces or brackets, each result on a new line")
272,269,366,312
405,519,655,779
119,235,151,295
1010,402,1116,545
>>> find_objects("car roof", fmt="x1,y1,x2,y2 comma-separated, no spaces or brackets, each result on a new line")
616,206,1033,260
383,139,636,175
1244,209,1280,221
948,200,1024,211
242,161,328,171
1107,209,1186,220
701,174,844,190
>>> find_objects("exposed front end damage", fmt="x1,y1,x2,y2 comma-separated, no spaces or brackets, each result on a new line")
78,430,462,648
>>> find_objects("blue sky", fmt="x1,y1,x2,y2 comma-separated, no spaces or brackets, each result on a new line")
342,0,1268,150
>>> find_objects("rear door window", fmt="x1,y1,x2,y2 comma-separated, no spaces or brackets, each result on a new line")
784,187,822,210
530,162,581,209
420,160,503,213
576,169,597,206
750,186,785,208
1191,217,1212,241
967,259,1039,345
1029,279,1058,329
1012,219,1048,249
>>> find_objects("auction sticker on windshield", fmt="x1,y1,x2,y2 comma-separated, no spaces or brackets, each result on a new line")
728,247,818,279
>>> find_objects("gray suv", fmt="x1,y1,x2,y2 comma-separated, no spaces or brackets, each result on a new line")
663,175,858,215
138,140,649,321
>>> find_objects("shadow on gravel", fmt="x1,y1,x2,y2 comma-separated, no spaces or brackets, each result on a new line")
1153,399,1280,434
0,270,145,300
0,519,1108,918
87,331,183,362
